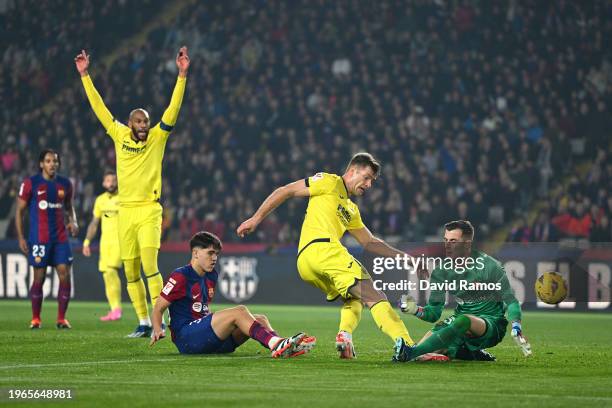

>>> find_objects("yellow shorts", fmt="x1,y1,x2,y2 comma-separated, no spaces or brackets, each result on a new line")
296,240,370,301
117,202,162,260
98,241,122,271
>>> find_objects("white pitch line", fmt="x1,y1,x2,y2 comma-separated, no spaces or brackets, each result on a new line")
0,355,262,370
475,393,612,402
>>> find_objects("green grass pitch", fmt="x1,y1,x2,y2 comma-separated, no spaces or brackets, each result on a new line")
1,300,611,407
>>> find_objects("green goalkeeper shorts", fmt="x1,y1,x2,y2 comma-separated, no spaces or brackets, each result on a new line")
431,314,508,358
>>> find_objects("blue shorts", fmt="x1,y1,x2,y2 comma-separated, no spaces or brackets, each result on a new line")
174,314,238,355
28,242,73,268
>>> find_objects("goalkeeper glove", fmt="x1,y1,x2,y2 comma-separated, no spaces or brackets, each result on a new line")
511,321,532,357
399,294,423,318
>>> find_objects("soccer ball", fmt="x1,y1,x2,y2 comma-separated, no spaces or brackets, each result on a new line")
535,272,568,304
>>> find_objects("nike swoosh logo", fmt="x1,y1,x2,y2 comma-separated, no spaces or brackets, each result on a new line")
192,294,199,299
38,191,45,195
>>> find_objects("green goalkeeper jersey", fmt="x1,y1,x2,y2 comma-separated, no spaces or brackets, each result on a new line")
421,249,522,323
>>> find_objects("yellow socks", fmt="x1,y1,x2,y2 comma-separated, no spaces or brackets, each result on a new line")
339,298,363,333
140,247,163,308
102,267,122,310
124,248,162,324
124,257,149,320
370,301,414,345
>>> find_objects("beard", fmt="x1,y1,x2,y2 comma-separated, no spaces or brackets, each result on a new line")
131,127,149,141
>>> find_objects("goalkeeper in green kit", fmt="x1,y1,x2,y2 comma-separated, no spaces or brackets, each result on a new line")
395,220,531,362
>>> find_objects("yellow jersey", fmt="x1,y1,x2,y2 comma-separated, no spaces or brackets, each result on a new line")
298,172,365,251
81,74,186,206
93,191,119,248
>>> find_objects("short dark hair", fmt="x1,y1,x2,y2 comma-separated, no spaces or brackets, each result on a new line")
444,220,475,240
190,231,222,251
38,148,60,170
103,169,116,177
346,152,381,176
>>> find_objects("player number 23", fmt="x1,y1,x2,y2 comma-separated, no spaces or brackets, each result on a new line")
32,245,46,257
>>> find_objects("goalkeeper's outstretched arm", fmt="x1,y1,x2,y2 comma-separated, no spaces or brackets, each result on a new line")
400,293,443,322
499,267,531,355
400,268,445,322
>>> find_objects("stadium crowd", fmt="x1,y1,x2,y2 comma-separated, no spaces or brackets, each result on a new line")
508,149,612,242
1,0,611,244
0,0,161,120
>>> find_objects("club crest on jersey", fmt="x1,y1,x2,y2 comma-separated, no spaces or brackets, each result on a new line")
208,287,214,300
57,189,65,199
34,256,42,263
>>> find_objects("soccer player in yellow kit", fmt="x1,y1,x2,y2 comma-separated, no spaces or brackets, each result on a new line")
83,171,123,321
75,46,190,337
237,153,415,359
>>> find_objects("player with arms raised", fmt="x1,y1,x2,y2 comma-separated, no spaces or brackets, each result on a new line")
82,171,123,321
397,220,530,361
75,46,190,337
16,149,78,329
150,231,316,358
238,153,416,359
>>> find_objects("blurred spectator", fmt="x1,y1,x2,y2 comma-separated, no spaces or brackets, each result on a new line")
590,215,612,242
508,216,531,243
543,149,611,240
552,201,592,238
530,211,558,242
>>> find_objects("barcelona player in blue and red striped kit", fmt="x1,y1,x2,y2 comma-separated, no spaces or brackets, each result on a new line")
150,231,316,358
15,149,79,329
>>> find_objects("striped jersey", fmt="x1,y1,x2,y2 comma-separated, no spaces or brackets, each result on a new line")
18,174,73,244
160,264,218,340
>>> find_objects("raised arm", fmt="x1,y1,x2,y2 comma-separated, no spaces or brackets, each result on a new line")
159,46,190,130
237,179,310,238
75,50,115,131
